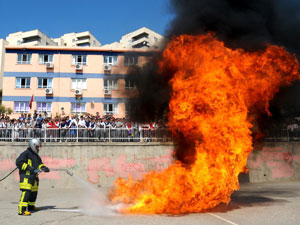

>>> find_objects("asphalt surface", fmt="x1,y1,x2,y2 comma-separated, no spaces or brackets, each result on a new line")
0,180,299,225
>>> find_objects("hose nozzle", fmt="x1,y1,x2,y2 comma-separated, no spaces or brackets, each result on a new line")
50,168,73,176
66,170,73,176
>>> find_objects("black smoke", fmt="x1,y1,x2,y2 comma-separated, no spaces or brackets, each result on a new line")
168,0,300,55
125,56,172,123
128,0,300,124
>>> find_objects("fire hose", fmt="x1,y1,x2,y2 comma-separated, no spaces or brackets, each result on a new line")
0,167,73,182
0,168,18,182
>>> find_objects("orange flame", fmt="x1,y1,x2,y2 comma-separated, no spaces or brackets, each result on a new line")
109,33,300,214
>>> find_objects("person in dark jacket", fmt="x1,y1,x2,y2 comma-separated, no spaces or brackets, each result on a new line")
16,138,50,216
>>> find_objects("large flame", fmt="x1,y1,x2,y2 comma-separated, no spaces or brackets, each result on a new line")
109,33,300,214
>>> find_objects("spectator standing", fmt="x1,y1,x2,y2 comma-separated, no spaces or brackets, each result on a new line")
77,116,86,141
5,119,13,141
59,118,67,141
0,118,5,140
34,118,42,138
88,118,96,141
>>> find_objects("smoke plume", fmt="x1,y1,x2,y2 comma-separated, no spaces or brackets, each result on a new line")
128,0,300,124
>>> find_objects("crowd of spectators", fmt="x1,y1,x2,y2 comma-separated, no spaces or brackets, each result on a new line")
0,110,170,142
261,117,300,141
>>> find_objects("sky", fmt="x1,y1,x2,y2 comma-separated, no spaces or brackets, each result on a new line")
0,0,174,45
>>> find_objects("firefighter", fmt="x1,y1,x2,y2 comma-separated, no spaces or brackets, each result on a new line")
16,138,50,216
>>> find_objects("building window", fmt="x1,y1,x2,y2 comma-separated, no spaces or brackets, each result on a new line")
71,79,87,89
17,54,32,64
14,102,30,113
16,77,31,88
71,102,86,114
103,79,118,90
38,78,53,88
39,54,53,64
125,103,131,115
125,79,136,89
37,102,52,113
124,56,138,66
103,103,118,115
103,56,118,66
72,55,87,65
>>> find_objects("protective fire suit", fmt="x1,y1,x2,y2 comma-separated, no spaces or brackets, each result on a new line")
16,147,47,215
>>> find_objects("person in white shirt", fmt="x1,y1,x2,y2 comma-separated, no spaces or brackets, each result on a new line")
0,118,5,140
77,116,86,140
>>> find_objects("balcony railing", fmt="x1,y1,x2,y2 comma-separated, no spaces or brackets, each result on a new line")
0,128,172,143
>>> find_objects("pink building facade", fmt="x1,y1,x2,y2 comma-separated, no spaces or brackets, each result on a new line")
2,46,151,118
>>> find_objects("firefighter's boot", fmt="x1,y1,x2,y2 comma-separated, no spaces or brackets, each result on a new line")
18,211,31,216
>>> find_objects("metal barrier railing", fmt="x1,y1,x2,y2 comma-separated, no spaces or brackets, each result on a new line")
1,127,297,143
0,128,172,143
257,128,299,142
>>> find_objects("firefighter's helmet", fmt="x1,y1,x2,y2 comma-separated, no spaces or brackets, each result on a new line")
28,138,41,154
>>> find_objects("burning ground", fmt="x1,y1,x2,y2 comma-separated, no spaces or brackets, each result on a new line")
109,0,300,214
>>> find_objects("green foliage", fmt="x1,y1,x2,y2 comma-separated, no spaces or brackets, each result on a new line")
0,105,5,114
0,104,13,115
6,108,12,115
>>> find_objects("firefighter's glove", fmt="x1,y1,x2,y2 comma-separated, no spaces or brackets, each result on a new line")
28,166,36,173
41,166,50,173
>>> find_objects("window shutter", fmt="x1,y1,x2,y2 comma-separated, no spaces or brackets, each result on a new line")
39,55,43,64
28,54,32,63
16,78,21,88
48,79,53,88
47,103,52,112
113,56,118,66
26,78,30,87
17,54,22,63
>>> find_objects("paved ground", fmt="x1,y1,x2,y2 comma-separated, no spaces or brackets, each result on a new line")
0,180,299,225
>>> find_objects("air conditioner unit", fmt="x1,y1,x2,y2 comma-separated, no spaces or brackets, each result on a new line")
104,89,111,95
45,88,53,95
46,62,53,68
103,64,111,72
75,88,82,95
75,64,83,70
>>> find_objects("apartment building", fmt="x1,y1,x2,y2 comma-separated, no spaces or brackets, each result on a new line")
6,30,57,46
120,27,164,49
5,27,164,49
54,31,102,47
102,27,164,49
0,39,8,89
2,46,153,118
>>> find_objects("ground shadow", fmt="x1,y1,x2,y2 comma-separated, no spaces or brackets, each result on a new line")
29,205,57,214
38,205,57,210
30,206,80,214
166,188,294,216
207,188,293,213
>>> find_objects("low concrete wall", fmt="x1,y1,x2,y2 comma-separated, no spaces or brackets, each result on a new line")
0,142,174,189
1,141,300,189
248,142,300,182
